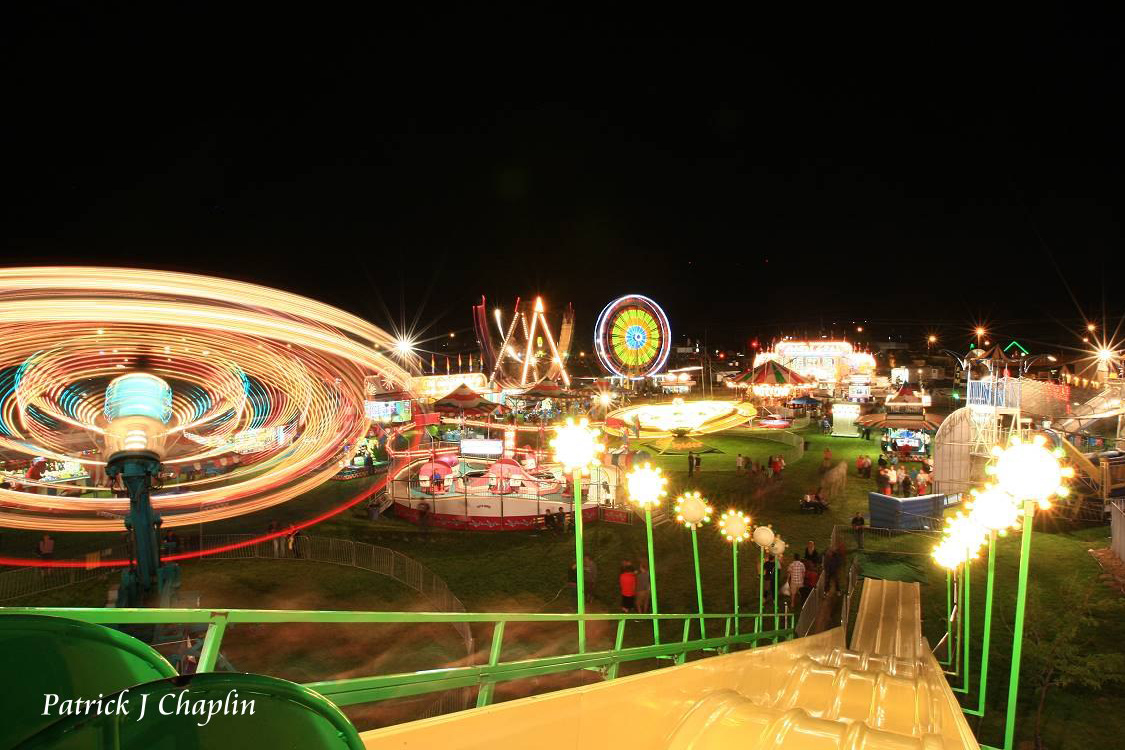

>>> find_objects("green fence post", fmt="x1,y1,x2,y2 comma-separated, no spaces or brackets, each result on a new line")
475,621,506,707
644,506,660,645
756,546,764,634
940,569,953,665
773,561,780,644
606,618,627,679
954,552,971,694
690,526,705,640
197,613,229,673
573,468,586,653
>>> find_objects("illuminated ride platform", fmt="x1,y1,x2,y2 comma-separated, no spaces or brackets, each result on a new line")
388,454,620,531
602,398,755,441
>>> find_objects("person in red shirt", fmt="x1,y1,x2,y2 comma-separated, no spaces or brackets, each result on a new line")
619,562,637,612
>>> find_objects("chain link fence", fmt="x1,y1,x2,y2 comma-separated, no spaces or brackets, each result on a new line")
199,534,474,657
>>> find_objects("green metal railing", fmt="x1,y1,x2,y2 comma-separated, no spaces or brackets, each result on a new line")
3,607,795,710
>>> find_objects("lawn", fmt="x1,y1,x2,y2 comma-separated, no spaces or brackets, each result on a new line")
4,425,1122,747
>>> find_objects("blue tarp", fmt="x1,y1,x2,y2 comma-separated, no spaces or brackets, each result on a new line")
868,492,946,530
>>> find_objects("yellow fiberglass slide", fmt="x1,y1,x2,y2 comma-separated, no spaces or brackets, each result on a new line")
360,579,978,750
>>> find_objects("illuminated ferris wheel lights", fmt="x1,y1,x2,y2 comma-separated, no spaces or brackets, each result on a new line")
594,294,672,379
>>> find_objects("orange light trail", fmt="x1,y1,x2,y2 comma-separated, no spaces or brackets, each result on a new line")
0,267,413,532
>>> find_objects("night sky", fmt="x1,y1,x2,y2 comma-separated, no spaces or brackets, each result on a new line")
3,10,1122,356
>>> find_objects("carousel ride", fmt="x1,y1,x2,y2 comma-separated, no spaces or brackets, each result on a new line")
0,267,413,600
602,398,755,453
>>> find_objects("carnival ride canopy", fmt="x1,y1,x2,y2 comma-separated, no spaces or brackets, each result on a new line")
432,384,504,416
855,413,944,431
727,360,812,388
0,266,411,532
515,379,583,401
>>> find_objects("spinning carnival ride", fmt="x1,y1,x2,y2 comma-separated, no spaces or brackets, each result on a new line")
0,267,412,533
594,295,672,379
472,296,574,388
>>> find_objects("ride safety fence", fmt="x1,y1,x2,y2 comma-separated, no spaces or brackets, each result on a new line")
2,607,796,712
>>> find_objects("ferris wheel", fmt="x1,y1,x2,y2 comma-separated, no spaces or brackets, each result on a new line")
594,294,672,379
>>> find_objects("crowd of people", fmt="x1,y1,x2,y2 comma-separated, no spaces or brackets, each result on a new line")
859,453,933,497
731,452,786,481
783,539,848,609
616,558,652,613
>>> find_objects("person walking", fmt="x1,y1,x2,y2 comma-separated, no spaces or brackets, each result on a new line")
636,562,652,613
694,453,702,473
289,528,305,558
851,513,866,549
824,543,843,595
762,553,776,605
786,556,806,610
37,533,54,560
736,453,744,473
687,451,695,477
566,561,578,607
803,540,822,569
619,562,637,612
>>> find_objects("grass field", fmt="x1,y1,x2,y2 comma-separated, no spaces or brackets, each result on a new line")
4,424,1122,747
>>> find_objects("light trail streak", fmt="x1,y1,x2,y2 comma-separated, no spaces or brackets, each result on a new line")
0,267,413,532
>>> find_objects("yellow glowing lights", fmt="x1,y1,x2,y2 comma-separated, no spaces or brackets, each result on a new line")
395,338,415,356
549,417,604,473
966,485,1022,533
1097,348,1115,362
674,491,712,528
986,434,1072,509
719,510,751,542
626,463,668,508
770,537,788,557
933,434,1075,569
751,524,775,549
931,513,988,570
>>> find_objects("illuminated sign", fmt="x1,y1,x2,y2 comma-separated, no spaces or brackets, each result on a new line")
831,402,861,438
411,373,490,399
364,399,412,422
754,341,875,384
460,438,503,457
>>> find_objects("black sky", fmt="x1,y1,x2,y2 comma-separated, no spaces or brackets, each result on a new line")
3,9,1122,355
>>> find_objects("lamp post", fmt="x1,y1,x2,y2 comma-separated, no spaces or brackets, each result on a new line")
674,491,713,639
719,510,751,635
627,463,668,645
769,536,787,641
988,436,1072,750
549,417,604,654
751,524,776,634
930,434,1072,749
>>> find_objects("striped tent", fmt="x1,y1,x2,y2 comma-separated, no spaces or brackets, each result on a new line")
727,360,812,387
517,379,582,400
433,384,504,416
855,413,944,431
